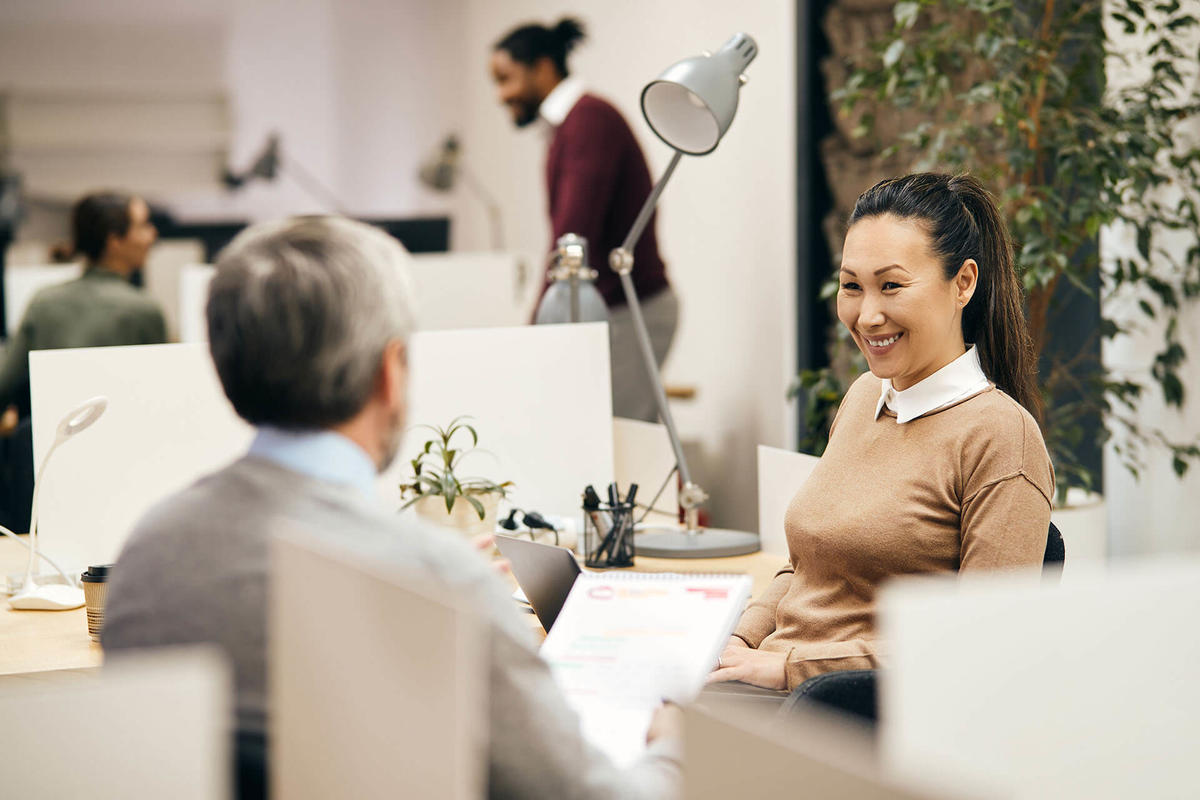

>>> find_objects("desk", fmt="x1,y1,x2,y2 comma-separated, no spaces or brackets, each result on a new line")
0,537,103,676
0,534,786,678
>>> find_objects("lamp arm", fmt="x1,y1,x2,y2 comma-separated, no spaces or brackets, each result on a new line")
459,166,506,252
609,149,708,529
614,270,693,489
620,151,682,254
20,437,61,589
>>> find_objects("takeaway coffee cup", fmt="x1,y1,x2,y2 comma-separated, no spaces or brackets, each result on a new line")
81,565,112,642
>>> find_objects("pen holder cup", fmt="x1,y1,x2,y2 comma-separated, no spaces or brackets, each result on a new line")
583,500,635,568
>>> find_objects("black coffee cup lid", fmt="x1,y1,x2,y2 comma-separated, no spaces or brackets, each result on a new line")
81,564,112,583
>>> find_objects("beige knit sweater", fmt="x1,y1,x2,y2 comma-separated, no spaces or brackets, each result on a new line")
733,372,1054,689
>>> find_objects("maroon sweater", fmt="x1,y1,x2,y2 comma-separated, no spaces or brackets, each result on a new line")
544,93,670,308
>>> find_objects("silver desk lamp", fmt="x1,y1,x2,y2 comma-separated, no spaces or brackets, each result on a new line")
534,233,608,324
419,134,506,252
614,33,761,558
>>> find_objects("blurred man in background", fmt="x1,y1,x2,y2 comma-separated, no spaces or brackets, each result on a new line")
491,17,679,422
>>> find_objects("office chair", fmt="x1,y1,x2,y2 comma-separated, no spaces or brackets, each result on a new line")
235,730,268,800
781,522,1066,726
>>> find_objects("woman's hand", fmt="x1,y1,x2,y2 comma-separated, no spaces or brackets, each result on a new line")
706,643,788,690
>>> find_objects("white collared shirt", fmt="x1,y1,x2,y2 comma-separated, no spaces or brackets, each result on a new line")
538,76,585,128
874,345,991,423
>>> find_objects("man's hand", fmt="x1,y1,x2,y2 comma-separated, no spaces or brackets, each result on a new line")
706,643,788,690
645,701,683,746
471,533,511,575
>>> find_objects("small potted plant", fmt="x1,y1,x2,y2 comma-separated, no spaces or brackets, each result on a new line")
399,416,512,537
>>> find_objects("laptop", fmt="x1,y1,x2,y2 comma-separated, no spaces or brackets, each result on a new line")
494,535,581,632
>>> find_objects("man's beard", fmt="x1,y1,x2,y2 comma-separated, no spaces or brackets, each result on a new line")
511,99,539,128
377,408,405,473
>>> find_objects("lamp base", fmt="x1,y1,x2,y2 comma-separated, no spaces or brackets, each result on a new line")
635,526,760,559
9,582,85,611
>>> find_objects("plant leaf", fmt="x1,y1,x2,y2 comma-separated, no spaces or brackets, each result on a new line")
465,495,486,520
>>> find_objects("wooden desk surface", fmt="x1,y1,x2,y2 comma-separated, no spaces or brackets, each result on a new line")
1,534,786,678
0,537,104,677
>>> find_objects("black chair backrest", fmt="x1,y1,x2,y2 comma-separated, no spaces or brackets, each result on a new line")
1044,521,1065,568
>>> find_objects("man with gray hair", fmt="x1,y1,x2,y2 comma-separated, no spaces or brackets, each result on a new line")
102,217,680,799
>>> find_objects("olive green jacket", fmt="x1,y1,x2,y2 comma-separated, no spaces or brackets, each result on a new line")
0,268,167,415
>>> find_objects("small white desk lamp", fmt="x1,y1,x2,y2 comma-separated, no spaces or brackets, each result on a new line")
9,396,108,610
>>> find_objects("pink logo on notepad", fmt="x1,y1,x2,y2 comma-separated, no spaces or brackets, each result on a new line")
685,588,729,600
587,586,615,600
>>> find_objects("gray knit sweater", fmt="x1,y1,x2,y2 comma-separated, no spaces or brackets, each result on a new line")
103,455,679,799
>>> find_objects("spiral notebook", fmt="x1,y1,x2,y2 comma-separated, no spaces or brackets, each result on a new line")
539,572,752,767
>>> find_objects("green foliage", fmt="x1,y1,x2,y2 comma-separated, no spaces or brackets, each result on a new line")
399,415,512,520
802,0,1200,498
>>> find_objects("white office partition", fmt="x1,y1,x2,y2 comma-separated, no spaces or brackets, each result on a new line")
175,254,528,344
613,417,678,516
29,343,253,568
683,703,993,800
143,239,206,340
178,263,216,343
756,445,819,558
880,559,1200,799
0,648,230,800
30,324,612,568
4,263,82,335
272,531,485,800
409,251,529,330
382,323,614,520
5,240,52,266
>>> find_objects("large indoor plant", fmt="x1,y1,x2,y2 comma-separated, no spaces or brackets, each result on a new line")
399,416,512,537
798,0,1200,509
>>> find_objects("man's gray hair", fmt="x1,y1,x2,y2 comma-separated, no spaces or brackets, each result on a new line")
206,215,417,429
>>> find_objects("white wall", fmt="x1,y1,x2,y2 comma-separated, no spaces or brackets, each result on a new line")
459,1,798,528
1,0,799,529
1102,6,1200,555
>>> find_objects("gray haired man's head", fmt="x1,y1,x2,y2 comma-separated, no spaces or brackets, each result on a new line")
206,216,416,430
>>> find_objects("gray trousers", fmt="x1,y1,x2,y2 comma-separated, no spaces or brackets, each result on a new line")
607,286,679,422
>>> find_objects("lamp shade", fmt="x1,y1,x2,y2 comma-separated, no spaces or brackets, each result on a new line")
640,33,758,155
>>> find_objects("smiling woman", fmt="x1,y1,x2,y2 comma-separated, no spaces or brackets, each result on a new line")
708,173,1054,693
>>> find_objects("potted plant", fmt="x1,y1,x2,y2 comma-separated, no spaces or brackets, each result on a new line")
400,416,513,537
797,0,1200,559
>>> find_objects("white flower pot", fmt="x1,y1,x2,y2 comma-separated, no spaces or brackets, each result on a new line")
412,493,500,538
1051,488,1107,575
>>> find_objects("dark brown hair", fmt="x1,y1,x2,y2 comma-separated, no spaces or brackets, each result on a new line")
849,173,1041,420
495,17,585,78
71,191,134,264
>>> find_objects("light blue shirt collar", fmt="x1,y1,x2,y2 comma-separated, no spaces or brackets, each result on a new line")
248,426,379,499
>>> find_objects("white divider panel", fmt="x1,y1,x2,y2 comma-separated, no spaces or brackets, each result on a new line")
272,532,485,800
409,251,528,330
382,323,614,520
880,559,1200,799
683,703,991,800
143,239,205,340
5,240,52,266
178,263,216,343
30,343,254,568
175,253,527,344
4,263,82,336
30,324,612,568
0,648,230,800
613,417,678,516
756,445,819,558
